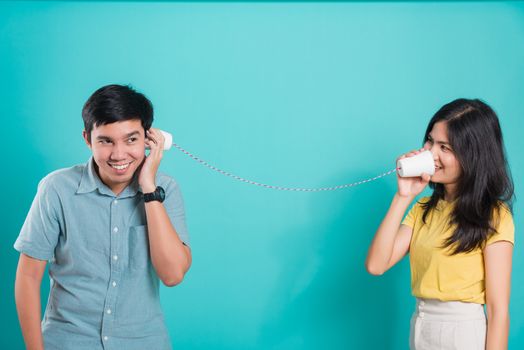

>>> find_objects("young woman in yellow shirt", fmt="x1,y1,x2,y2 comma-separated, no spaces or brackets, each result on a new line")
366,99,514,349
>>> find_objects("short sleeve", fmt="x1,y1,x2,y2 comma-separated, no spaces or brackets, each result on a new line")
14,176,62,260
163,179,190,246
402,199,423,229
486,206,514,246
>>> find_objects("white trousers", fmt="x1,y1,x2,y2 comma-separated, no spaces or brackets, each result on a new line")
409,298,486,350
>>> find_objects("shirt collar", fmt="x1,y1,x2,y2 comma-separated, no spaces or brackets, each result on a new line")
76,157,142,198
436,198,457,210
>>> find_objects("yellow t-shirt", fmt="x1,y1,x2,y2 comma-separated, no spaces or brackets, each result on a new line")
402,197,514,304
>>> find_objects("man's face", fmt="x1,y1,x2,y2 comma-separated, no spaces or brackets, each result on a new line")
83,119,146,194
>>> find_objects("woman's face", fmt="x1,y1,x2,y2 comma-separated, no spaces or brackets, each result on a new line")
423,121,462,197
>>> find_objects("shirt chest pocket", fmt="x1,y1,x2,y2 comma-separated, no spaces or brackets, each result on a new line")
128,225,151,270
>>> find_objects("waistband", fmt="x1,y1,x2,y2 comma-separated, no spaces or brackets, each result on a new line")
413,298,486,322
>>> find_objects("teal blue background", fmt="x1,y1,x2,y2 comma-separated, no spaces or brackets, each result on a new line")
1,1,523,349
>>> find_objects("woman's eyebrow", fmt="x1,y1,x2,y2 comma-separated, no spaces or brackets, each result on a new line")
428,134,451,146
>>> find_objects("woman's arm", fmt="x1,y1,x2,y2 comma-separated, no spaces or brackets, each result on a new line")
484,241,513,350
15,254,47,350
365,194,414,275
365,148,431,275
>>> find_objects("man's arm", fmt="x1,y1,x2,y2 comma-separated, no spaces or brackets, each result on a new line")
139,128,192,286
144,200,192,286
15,253,47,350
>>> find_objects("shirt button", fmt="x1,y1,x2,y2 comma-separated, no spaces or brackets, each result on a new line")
419,312,425,318
112,281,117,287
113,255,118,261
103,336,108,341
114,200,118,205
113,227,119,233
107,309,112,314
420,300,425,306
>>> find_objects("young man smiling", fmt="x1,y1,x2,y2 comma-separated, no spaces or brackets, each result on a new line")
14,84,191,350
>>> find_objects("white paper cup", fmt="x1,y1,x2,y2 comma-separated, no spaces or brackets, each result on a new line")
397,150,435,177
146,130,172,150
160,130,173,150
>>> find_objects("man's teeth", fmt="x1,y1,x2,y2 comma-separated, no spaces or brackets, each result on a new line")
111,163,130,170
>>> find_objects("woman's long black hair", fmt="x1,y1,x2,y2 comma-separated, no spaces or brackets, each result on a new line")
421,99,514,254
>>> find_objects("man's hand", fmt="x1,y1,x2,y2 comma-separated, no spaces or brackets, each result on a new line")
139,128,165,193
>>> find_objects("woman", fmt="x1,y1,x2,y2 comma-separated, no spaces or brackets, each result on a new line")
366,99,515,349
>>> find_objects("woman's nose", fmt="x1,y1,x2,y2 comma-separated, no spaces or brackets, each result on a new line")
429,146,439,161
423,143,438,159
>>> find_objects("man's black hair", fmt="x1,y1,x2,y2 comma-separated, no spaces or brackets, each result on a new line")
82,84,154,142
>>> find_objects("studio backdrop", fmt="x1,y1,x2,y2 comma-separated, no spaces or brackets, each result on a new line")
1,1,523,349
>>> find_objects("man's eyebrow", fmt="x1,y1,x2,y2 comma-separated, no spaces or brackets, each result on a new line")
95,135,112,140
95,131,141,140
124,131,140,138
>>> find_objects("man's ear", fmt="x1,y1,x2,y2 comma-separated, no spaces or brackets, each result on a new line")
82,130,92,148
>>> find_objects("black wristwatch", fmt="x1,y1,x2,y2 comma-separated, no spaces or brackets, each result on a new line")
143,186,165,203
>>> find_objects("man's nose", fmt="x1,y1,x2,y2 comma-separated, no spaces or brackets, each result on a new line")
110,143,126,159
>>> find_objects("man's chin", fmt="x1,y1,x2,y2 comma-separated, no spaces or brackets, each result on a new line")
102,169,134,184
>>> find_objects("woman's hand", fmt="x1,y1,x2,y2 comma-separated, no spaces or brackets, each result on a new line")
396,148,432,198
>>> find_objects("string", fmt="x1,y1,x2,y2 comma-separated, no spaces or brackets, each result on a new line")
171,142,397,192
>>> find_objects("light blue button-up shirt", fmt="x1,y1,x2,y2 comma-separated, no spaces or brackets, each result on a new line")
14,157,190,350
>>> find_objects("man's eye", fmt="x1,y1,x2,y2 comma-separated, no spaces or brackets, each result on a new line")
127,137,137,143
99,140,112,144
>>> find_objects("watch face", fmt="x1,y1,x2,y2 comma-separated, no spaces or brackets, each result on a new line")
158,186,165,201
144,186,165,202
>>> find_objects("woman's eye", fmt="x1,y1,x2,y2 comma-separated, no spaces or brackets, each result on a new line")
441,145,449,152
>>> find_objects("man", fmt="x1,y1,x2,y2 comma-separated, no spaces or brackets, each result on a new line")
14,84,191,350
